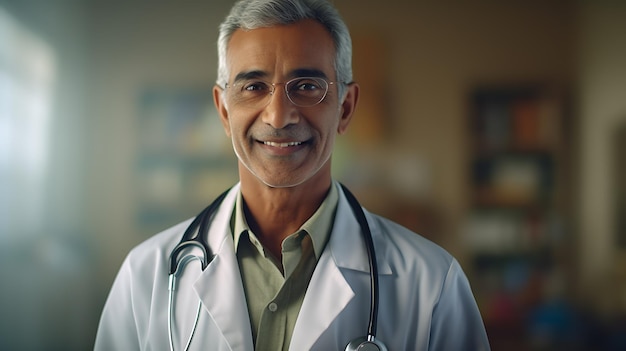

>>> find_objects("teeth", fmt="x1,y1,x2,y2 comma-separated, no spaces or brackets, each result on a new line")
263,141,303,147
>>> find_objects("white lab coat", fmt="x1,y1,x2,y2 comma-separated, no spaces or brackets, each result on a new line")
95,182,490,350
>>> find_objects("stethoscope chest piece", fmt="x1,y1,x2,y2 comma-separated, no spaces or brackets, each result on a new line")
345,337,388,351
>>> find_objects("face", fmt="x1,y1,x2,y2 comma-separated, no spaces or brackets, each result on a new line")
214,19,359,189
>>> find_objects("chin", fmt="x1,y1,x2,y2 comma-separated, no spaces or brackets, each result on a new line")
255,174,312,189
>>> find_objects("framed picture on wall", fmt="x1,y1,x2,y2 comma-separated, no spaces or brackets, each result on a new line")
135,86,236,235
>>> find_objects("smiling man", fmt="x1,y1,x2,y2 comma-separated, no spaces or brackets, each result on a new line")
214,18,357,260
95,1,490,350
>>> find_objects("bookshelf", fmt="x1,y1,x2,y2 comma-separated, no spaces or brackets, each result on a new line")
464,84,572,348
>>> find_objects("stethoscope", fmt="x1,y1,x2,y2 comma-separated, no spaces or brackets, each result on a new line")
168,184,388,351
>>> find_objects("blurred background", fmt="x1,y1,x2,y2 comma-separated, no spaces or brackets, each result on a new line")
1,0,625,350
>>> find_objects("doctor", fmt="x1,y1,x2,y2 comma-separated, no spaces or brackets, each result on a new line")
94,0,490,350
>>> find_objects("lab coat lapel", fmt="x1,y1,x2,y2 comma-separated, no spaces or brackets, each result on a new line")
290,184,391,350
192,185,255,351
290,250,355,350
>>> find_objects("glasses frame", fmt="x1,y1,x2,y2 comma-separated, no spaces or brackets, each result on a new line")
224,76,340,108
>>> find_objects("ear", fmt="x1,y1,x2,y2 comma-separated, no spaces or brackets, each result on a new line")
213,85,231,137
337,82,360,135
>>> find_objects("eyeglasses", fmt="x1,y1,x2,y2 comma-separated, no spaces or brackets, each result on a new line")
224,77,339,108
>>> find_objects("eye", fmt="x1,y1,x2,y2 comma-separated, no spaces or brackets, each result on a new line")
291,78,323,92
241,80,270,92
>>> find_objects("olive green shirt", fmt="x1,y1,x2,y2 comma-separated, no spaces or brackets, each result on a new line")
232,184,338,351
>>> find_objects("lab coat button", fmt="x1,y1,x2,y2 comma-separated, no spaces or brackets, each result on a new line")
268,302,278,312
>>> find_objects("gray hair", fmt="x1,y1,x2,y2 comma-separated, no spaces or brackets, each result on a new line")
216,0,353,98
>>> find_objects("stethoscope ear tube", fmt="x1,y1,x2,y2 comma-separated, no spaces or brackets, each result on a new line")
169,241,209,275
168,189,231,275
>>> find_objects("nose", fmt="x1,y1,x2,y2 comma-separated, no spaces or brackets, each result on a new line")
261,84,300,129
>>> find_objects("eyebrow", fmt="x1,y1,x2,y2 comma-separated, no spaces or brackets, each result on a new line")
231,68,329,84
232,70,267,84
290,68,328,80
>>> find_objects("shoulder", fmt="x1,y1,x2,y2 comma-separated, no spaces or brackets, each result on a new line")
367,210,455,270
333,182,457,278
365,211,479,311
364,209,472,304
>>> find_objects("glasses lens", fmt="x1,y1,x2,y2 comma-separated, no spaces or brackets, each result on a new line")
286,77,329,107
228,80,272,107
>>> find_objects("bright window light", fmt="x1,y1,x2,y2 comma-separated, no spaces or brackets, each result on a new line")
0,7,56,241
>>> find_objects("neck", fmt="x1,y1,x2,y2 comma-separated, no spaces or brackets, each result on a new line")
239,172,331,260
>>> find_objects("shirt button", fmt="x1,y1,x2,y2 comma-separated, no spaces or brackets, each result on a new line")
268,302,278,312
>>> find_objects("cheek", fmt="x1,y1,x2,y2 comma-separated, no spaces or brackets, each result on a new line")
325,111,344,138
225,113,245,137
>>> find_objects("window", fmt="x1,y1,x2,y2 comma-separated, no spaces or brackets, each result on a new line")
0,7,56,241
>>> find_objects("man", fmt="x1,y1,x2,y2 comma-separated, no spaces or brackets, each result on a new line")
95,1,490,350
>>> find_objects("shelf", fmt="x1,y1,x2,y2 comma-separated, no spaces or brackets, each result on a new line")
471,151,555,208
470,85,563,154
466,84,571,346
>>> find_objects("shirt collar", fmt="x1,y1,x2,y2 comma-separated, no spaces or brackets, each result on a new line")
232,183,338,260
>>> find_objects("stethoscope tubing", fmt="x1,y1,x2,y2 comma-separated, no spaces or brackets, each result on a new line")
168,189,230,275
167,184,385,350
339,184,380,340
168,255,203,351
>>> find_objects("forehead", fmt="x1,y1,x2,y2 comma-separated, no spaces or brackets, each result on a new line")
226,19,336,80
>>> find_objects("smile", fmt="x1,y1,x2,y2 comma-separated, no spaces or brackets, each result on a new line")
262,141,304,148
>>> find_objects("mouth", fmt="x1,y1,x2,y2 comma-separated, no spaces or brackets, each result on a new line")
256,139,309,156
262,141,304,148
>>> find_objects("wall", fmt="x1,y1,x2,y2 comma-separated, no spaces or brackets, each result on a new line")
578,1,626,314
335,0,576,258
